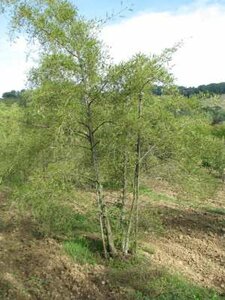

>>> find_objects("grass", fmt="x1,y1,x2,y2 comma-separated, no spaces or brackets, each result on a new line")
6,179,224,299
139,185,224,212
139,186,177,203
12,183,99,238
138,205,165,235
141,243,155,255
205,207,225,216
0,279,12,299
63,237,100,265
107,259,223,300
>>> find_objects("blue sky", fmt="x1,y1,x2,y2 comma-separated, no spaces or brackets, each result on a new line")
73,0,193,17
1,0,225,96
73,0,223,18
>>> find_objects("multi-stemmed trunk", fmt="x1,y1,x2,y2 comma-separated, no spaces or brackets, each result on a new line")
120,153,128,252
122,93,142,255
85,100,117,258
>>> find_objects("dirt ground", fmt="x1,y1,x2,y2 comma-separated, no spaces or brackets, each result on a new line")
0,187,225,299
148,203,225,293
0,192,110,300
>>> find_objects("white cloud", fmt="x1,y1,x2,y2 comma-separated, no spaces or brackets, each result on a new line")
101,3,225,87
1,2,225,97
0,36,30,97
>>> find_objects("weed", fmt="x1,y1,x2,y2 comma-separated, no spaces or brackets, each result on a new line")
107,262,222,300
12,184,99,238
141,243,155,255
139,186,176,203
63,237,98,265
138,202,164,235
205,207,225,216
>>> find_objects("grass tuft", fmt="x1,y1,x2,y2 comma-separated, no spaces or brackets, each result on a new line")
63,237,98,265
107,261,222,300
205,207,225,216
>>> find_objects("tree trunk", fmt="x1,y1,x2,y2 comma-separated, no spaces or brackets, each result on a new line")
123,93,142,255
133,93,142,253
121,153,128,251
122,187,136,255
86,101,117,258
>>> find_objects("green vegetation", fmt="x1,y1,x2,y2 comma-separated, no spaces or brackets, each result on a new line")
0,0,224,299
108,259,222,300
140,186,176,203
0,89,25,106
205,207,225,216
178,82,225,97
13,181,98,237
63,237,98,265
1,0,224,258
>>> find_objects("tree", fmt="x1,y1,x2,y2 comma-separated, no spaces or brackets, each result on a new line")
4,0,120,257
104,52,175,254
6,0,217,258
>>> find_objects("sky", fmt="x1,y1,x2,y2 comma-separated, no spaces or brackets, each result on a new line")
0,0,225,97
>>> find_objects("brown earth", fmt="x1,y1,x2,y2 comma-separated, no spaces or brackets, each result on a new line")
0,192,115,300
147,203,225,293
0,187,225,299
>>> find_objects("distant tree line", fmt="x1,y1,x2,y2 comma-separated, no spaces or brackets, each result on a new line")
151,82,225,97
178,83,225,97
2,84,225,125
0,90,26,106
2,83,225,103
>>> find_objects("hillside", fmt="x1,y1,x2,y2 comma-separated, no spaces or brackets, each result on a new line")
1,1,225,299
0,180,224,299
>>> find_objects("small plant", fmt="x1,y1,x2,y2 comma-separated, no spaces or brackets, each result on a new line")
107,262,222,300
138,203,164,235
205,207,225,215
139,186,176,203
63,237,97,265
141,243,155,255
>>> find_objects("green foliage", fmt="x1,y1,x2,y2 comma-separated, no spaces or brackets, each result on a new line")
12,169,99,237
203,106,225,125
108,262,222,300
140,186,176,202
205,207,225,216
0,90,26,107
63,237,98,265
2,0,225,259
0,3,224,299
179,82,225,97
138,202,164,235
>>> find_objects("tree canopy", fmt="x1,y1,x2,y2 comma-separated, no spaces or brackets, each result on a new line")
1,0,225,258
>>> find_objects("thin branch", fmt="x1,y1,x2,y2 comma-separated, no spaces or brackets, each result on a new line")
78,121,90,130
87,80,109,107
75,130,89,139
140,145,156,163
92,121,113,135
76,144,91,151
38,27,80,61
91,140,100,150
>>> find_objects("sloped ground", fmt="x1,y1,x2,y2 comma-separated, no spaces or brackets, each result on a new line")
0,187,225,299
0,192,110,300
148,203,225,293
139,178,225,295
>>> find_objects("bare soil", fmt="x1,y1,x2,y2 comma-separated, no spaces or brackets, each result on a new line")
148,204,225,293
0,192,109,300
0,187,225,299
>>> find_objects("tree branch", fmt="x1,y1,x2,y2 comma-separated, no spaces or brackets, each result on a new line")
92,121,113,135
140,145,156,163
75,130,89,139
